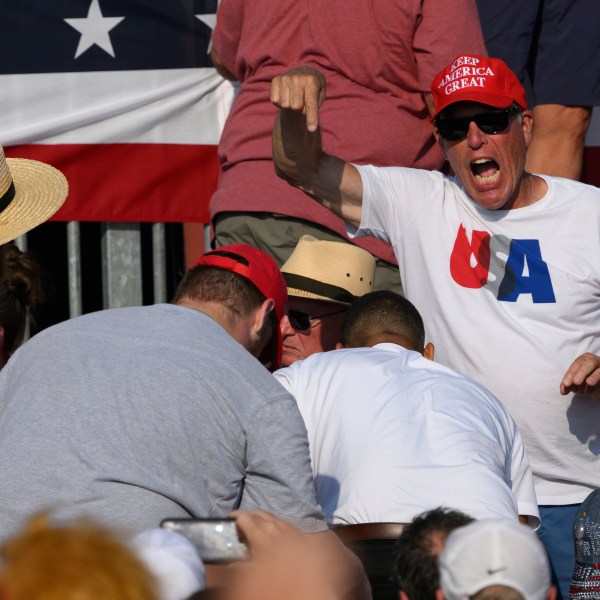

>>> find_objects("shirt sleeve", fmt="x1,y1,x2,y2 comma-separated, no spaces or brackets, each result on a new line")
272,368,294,394
240,396,327,533
507,421,541,528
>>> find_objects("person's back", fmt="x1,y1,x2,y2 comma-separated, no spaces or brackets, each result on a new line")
274,292,538,525
214,0,459,172
276,342,536,524
0,245,325,543
0,304,317,539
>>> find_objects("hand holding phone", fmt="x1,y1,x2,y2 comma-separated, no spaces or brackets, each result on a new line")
160,518,248,564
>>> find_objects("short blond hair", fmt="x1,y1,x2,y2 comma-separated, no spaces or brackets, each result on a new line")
0,514,159,600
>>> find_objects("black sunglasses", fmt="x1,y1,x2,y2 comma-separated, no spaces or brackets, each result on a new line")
435,106,522,142
287,307,347,332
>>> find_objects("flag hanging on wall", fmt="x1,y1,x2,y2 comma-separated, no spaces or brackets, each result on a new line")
0,1,597,226
0,0,234,223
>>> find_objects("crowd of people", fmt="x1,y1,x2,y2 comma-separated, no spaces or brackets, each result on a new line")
270,49,600,598
0,2,599,600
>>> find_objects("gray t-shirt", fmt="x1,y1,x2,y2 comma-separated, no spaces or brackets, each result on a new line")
0,304,326,540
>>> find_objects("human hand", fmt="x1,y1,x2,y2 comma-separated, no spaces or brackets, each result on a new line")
225,510,370,600
270,67,327,133
231,509,309,558
223,510,337,600
560,352,600,399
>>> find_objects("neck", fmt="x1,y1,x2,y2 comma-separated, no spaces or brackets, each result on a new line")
351,333,418,351
176,298,258,353
177,298,235,334
511,172,546,209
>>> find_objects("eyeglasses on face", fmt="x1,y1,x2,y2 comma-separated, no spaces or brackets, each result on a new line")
287,307,347,332
434,106,522,142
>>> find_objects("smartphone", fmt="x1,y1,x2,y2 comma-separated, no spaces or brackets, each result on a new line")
160,518,248,564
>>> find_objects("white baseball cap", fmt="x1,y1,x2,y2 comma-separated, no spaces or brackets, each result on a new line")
439,520,551,600
130,528,205,600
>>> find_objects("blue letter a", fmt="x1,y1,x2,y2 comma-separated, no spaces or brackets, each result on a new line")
498,239,556,303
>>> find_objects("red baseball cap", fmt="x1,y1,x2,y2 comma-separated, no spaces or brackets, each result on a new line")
430,55,527,118
196,244,287,371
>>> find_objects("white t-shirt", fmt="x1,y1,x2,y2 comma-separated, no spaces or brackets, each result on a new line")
274,344,539,525
353,165,600,505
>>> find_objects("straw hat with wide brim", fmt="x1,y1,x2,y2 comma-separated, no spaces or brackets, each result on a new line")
281,235,376,305
0,146,69,245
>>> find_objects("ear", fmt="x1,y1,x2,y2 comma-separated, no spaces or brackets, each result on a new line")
399,591,410,600
435,589,445,600
422,342,435,361
433,129,449,160
547,585,557,600
521,110,534,147
255,298,275,335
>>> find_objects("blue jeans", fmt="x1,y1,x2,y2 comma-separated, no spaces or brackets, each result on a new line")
537,504,580,600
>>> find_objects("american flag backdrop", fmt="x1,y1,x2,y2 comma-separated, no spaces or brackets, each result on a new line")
0,0,234,223
0,1,598,227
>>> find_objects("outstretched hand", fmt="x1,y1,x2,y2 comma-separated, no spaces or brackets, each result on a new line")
560,352,600,399
270,67,327,132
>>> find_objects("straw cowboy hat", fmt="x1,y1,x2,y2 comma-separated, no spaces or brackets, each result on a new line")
0,145,69,245
281,235,376,305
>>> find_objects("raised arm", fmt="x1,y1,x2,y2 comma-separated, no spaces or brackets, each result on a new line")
270,67,364,228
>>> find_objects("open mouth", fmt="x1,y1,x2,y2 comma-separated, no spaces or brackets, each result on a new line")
471,158,500,185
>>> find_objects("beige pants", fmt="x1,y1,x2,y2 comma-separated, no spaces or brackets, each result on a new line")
213,212,403,295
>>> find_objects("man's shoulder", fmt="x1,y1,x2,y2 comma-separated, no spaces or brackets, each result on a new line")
282,346,388,373
355,163,461,212
12,305,231,369
408,358,510,415
424,367,516,432
541,174,600,206
546,174,600,192
356,163,449,185
31,304,203,340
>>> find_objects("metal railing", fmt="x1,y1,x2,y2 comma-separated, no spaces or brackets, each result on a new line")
17,222,184,342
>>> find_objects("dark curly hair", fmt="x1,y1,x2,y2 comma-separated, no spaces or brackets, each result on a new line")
0,243,45,360
395,507,474,600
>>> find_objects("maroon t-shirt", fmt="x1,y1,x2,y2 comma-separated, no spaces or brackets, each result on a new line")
211,0,487,262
